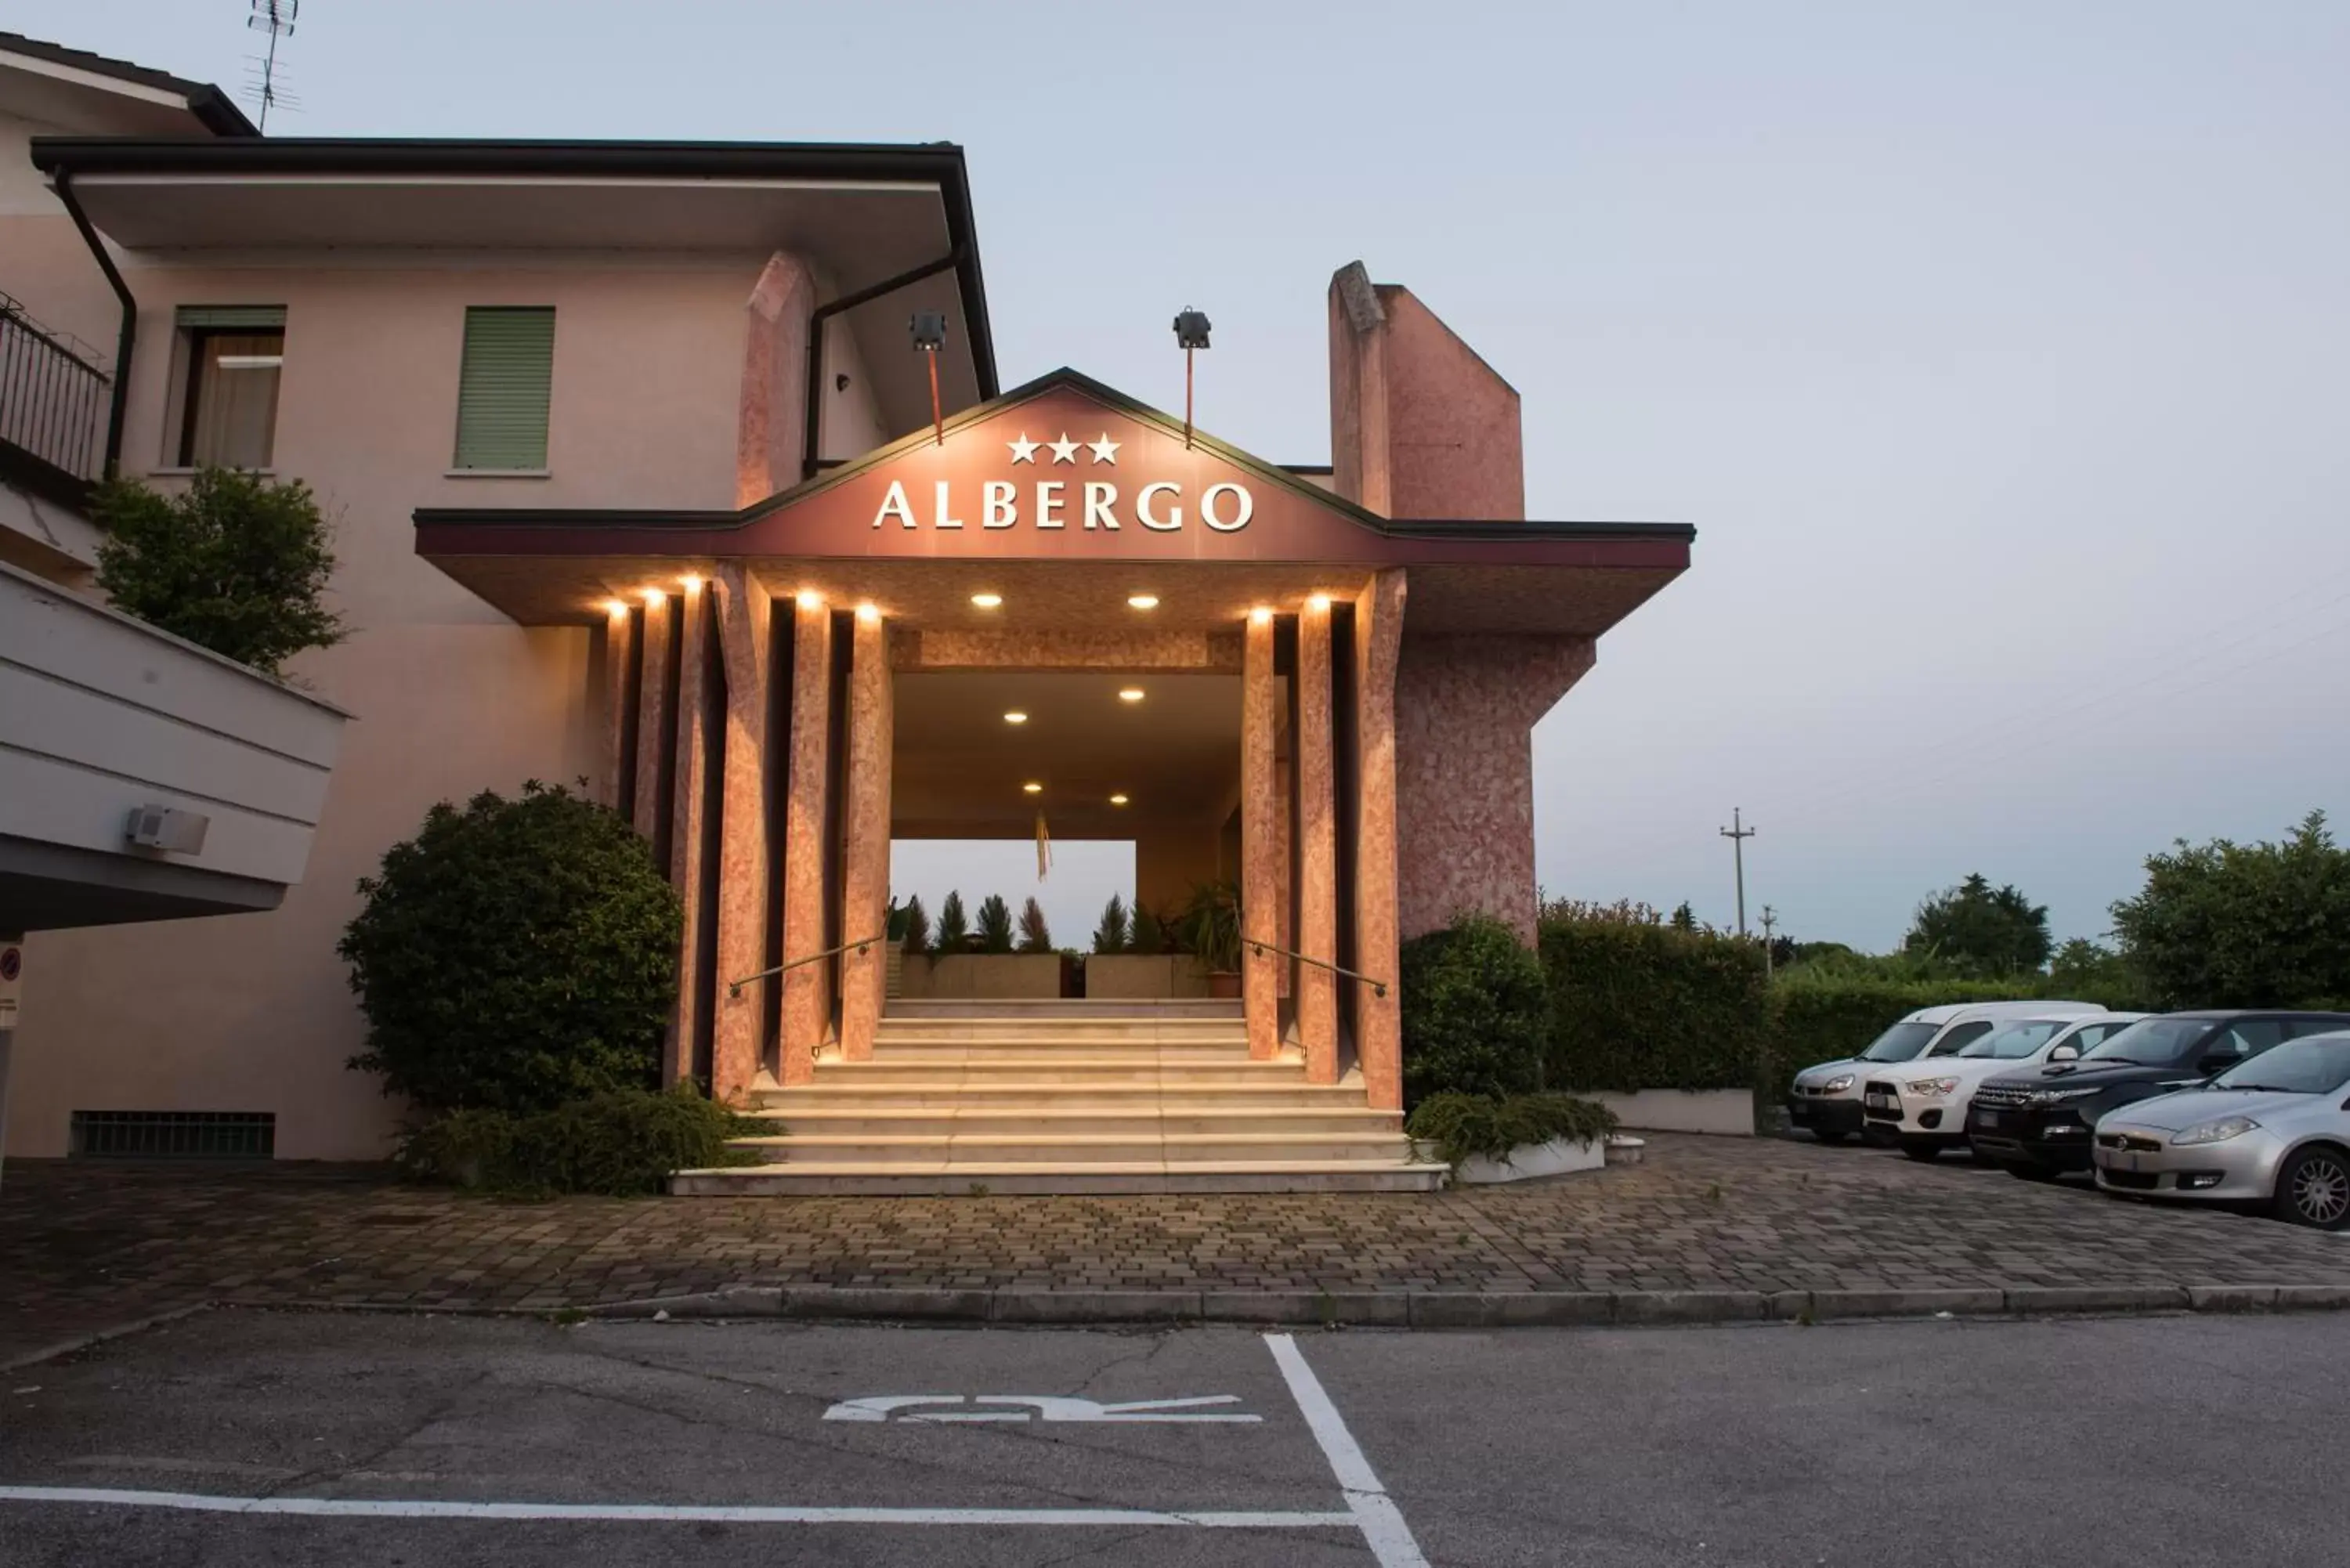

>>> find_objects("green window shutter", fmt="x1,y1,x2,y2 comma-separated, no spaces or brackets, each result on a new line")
453,306,555,470
175,305,287,330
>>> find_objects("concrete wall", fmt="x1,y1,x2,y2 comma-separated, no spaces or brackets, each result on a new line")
1083,955,1210,999
1583,1089,1755,1138
5,252,765,1159
897,954,1068,1000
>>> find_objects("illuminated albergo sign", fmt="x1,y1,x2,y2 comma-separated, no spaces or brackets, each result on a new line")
872,430,1253,533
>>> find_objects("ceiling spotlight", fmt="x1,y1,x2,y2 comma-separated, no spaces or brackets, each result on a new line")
1306,593,1331,612
1118,688,1145,703
641,586,666,605
602,598,631,617
1109,793,1130,806
1126,593,1159,611
971,592,1003,609
855,602,880,623
797,590,823,610
678,573,703,593
1003,711,1028,724
1249,605,1273,626
1021,781,1043,794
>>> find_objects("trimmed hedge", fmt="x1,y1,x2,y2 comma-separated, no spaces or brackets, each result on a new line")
1399,915,1549,1105
1768,973,2000,1100
396,1082,757,1197
1541,901,1771,1093
1405,1092,1618,1169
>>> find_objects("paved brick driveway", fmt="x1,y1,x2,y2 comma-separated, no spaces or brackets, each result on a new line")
7,1135,2349,1363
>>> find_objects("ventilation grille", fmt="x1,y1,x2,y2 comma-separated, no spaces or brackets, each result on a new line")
70,1111,276,1159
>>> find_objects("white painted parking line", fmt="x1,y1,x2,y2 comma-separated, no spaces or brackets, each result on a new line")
0,1487,1354,1528
1264,1332,1431,1568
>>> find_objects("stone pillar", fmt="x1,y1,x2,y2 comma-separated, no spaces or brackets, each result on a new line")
838,609,893,1062
1241,609,1280,1060
632,591,674,845
666,578,715,1087
1297,598,1339,1084
779,595,837,1085
600,603,636,812
710,563,772,1105
1354,571,1406,1112
736,252,816,507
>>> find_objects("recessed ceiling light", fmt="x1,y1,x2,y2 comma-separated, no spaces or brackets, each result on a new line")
1118,688,1145,703
641,586,666,605
1127,594,1159,610
1306,593,1331,612
1003,710,1028,724
855,602,880,623
678,573,703,593
602,598,630,617
1022,781,1043,794
797,590,823,609
1109,793,1130,806
1249,606,1273,626
971,592,1003,609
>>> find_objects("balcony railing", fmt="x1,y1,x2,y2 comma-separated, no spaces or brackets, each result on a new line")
0,290,110,486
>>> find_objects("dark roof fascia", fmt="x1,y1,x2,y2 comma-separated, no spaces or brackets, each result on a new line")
28,136,995,396
0,31,257,136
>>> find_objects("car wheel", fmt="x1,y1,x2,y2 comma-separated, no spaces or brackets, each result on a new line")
2005,1162,2055,1181
2273,1147,2350,1230
1901,1143,1940,1162
1811,1130,1848,1146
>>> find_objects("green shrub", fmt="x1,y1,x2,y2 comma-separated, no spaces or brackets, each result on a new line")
340,781,682,1115
1405,1091,1617,1168
94,467,346,677
1091,894,1131,955
1130,903,1166,956
1540,900,1770,1093
397,1082,756,1197
975,894,1015,953
1400,914,1549,1105
1177,880,1242,971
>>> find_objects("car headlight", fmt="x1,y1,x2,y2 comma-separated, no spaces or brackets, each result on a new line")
2027,1086,2103,1106
1820,1075,1854,1093
2171,1115,2260,1147
1905,1077,1959,1097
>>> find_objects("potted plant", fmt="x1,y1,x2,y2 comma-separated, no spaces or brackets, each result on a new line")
1177,879,1244,999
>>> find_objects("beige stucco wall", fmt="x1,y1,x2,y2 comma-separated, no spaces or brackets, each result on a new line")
5,252,767,1159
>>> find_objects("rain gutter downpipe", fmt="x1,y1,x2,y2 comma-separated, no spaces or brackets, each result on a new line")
50,171,137,478
801,247,964,481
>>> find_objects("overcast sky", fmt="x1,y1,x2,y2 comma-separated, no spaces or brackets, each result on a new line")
27,0,2350,951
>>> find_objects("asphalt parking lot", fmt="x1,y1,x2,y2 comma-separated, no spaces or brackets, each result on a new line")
5,1307,2348,1566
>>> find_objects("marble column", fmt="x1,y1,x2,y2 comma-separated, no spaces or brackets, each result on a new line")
666,577,714,1088
1354,570,1406,1111
1241,609,1280,1060
600,604,636,813
1297,598,1339,1084
779,595,836,1086
838,609,893,1062
710,563,772,1106
632,591,674,845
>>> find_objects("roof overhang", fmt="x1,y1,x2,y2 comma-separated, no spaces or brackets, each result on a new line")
0,33,255,137
31,137,999,425
415,368,1692,638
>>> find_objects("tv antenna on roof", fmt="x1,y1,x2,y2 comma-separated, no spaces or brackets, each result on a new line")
243,0,301,132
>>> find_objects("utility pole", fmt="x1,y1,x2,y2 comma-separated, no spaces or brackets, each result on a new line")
1759,905,1778,978
1719,808,1755,937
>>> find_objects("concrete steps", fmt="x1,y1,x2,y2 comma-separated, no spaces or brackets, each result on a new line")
674,1000,1446,1195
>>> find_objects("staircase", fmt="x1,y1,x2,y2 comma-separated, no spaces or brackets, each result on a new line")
672,999,1448,1194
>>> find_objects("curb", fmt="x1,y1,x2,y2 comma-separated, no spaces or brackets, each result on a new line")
0,1302,213,1375
578,1281,2350,1329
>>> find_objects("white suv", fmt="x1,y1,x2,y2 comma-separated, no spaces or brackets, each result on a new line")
1788,1000,2094,1145
1860,1012,2144,1160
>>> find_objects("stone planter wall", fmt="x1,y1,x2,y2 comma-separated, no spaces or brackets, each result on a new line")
1582,1089,1755,1136
896,953,1069,1000
1083,954,1211,999
1412,1136,1607,1184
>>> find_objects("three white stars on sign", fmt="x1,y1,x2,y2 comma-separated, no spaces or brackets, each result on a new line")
1007,432,1119,465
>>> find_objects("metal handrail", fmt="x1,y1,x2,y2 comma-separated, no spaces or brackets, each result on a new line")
728,934,885,999
1243,939,1390,999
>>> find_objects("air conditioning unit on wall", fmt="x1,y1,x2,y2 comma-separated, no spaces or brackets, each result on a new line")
125,805,209,855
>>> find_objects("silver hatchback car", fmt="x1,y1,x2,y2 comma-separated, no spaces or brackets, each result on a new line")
2092,1031,2350,1229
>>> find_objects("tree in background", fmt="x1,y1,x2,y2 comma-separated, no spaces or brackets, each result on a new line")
1670,902,1698,931
2110,811,2350,1008
1091,894,1132,955
974,894,1015,953
1016,896,1054,952
898,894,931,957
94,468,346,677
935,891,971,953
1902,874,2052,976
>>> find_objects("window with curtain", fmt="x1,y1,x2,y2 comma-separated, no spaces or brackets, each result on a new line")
175,305,286,469
453,306,556,470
